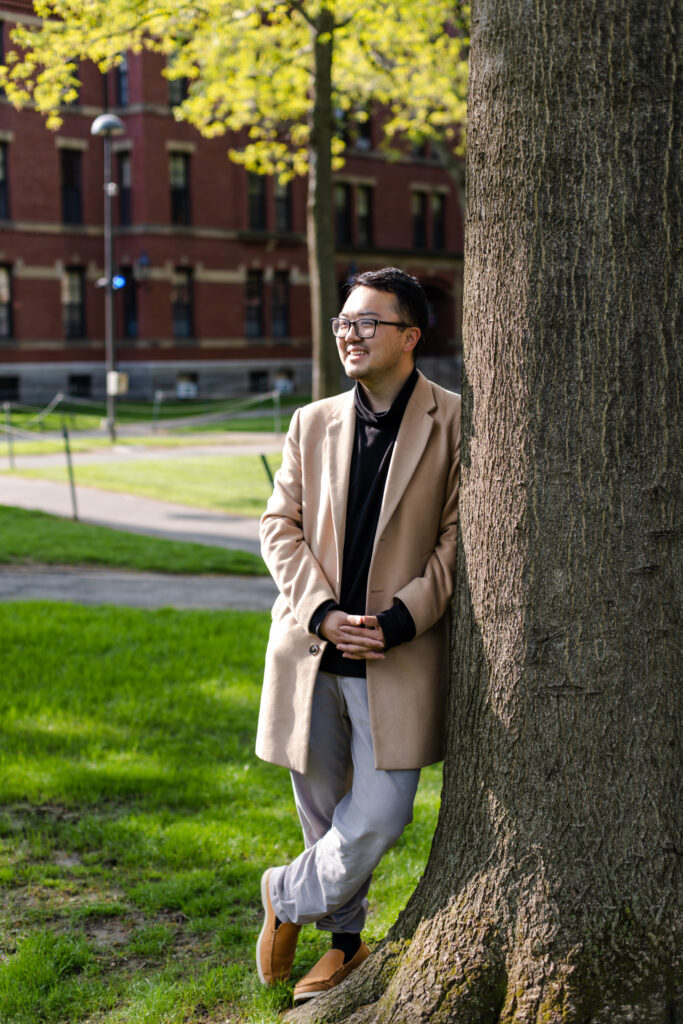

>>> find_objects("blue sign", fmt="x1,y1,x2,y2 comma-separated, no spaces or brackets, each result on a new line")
112,275,126,290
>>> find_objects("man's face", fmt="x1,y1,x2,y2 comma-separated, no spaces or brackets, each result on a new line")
335,286,417,387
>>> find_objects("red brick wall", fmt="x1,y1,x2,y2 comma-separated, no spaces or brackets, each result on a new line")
0,40,463,392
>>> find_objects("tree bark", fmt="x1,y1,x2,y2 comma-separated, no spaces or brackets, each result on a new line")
287,0,681,1019
307,8,342,401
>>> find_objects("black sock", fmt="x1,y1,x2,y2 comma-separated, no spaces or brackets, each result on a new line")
332,932,361,963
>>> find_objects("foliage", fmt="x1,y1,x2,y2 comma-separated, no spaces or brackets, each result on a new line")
0,0,468,174
0,601,442,1022
0,1,468,400
0,505,267,574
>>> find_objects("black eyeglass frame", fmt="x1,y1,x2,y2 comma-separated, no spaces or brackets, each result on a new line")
330,317,413,339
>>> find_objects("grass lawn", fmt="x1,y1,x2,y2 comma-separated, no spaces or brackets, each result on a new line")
0,506,267,576
1,429,289,459
3,454,283,518
6,397,302,435
0,602,441,1023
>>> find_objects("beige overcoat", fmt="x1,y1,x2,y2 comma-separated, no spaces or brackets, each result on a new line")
256,371,461,772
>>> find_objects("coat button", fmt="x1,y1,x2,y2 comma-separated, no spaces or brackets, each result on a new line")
309,643,320,655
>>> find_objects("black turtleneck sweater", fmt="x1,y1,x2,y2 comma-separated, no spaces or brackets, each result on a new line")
310,369,418,678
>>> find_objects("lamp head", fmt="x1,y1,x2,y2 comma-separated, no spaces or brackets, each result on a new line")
91,113,125,137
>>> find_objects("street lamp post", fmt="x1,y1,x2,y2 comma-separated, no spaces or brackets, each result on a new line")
91,112,125,443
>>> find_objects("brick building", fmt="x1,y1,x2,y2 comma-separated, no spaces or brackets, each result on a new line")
0,1,464,403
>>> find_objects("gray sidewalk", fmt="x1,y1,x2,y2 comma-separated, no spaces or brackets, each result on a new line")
1,475,263,554
0,470,279,611
0,565,277,611
3,434,283,470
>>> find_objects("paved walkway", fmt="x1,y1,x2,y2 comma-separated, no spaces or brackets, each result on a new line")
3,433,283,469
0,564,277,611
0,445,283,610
1,476,264,554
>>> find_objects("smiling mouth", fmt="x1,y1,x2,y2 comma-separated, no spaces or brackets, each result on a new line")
346,348,367,357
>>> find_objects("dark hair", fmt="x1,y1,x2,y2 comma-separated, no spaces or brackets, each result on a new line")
347,267,429,343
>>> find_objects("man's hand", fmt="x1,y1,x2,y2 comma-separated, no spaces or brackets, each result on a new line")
319,611,386,660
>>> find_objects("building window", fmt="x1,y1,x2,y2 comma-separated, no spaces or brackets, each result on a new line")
0,376,19,401
119,266,138,339
169,152,191,225
68,374,92,398
0,265,12,339
353,110,373,152
356,186,373,247
335,184,352,246
62,268,86,339
61,149,83,225
412,191,428,249
271,271,290,338
249,369,269,393
432,193,446,250
248,174,267,230
117,152,132,226
168,75,189,107
275,180,292,233
176,372,198,399
245,270,264,338
114,54,129,107
171,268,193,338
0,143,8,219
336,107,372,152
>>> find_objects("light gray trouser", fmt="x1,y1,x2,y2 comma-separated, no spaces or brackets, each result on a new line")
269,671,420,934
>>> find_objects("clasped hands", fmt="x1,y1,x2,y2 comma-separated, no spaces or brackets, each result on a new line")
319,610,386,660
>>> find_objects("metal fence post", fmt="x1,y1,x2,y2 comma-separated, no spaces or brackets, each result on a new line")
62,422,78,520
3,402,14,470
260,453,274,488
274,390,282,434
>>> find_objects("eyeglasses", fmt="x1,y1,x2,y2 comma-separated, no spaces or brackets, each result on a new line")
330,317,413,339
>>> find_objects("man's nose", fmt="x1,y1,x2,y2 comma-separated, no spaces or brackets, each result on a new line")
343,322,362,338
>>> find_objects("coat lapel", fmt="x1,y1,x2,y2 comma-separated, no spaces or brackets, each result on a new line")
374,372,436,542
325,390,356,586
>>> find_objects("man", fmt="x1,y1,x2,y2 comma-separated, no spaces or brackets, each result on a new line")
255,267,461,1002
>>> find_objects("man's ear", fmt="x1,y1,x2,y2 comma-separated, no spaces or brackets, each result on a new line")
403,327,421,353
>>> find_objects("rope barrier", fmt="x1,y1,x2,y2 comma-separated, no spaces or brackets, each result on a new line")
22,391,65,425
2,388,288,446
0,422,55,441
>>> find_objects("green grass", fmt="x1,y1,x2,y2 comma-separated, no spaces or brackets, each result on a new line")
4,454,282,517
4,397,301,439
0,506,267,575
1,429,289,458
0,602,441,1023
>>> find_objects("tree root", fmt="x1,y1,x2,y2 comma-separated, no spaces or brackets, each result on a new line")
284,915,507,1024
283,902,680,1024
283,941,409,1023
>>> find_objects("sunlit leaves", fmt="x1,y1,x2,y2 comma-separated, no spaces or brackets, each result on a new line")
1,0,467,174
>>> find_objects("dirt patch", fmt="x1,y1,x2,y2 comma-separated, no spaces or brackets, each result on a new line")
54,850,83,868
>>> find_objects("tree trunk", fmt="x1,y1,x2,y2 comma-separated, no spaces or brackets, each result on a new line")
307,8,341,401
287,0,680,1020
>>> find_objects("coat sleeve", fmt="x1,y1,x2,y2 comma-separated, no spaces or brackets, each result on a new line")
260,408,338,634
392,420,461,638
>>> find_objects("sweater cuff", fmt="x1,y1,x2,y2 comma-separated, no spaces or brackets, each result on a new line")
309,600,340,637
376,599,416,651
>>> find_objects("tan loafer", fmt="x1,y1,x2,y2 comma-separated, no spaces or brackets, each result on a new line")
256,869,301,986
293,942,371,1003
